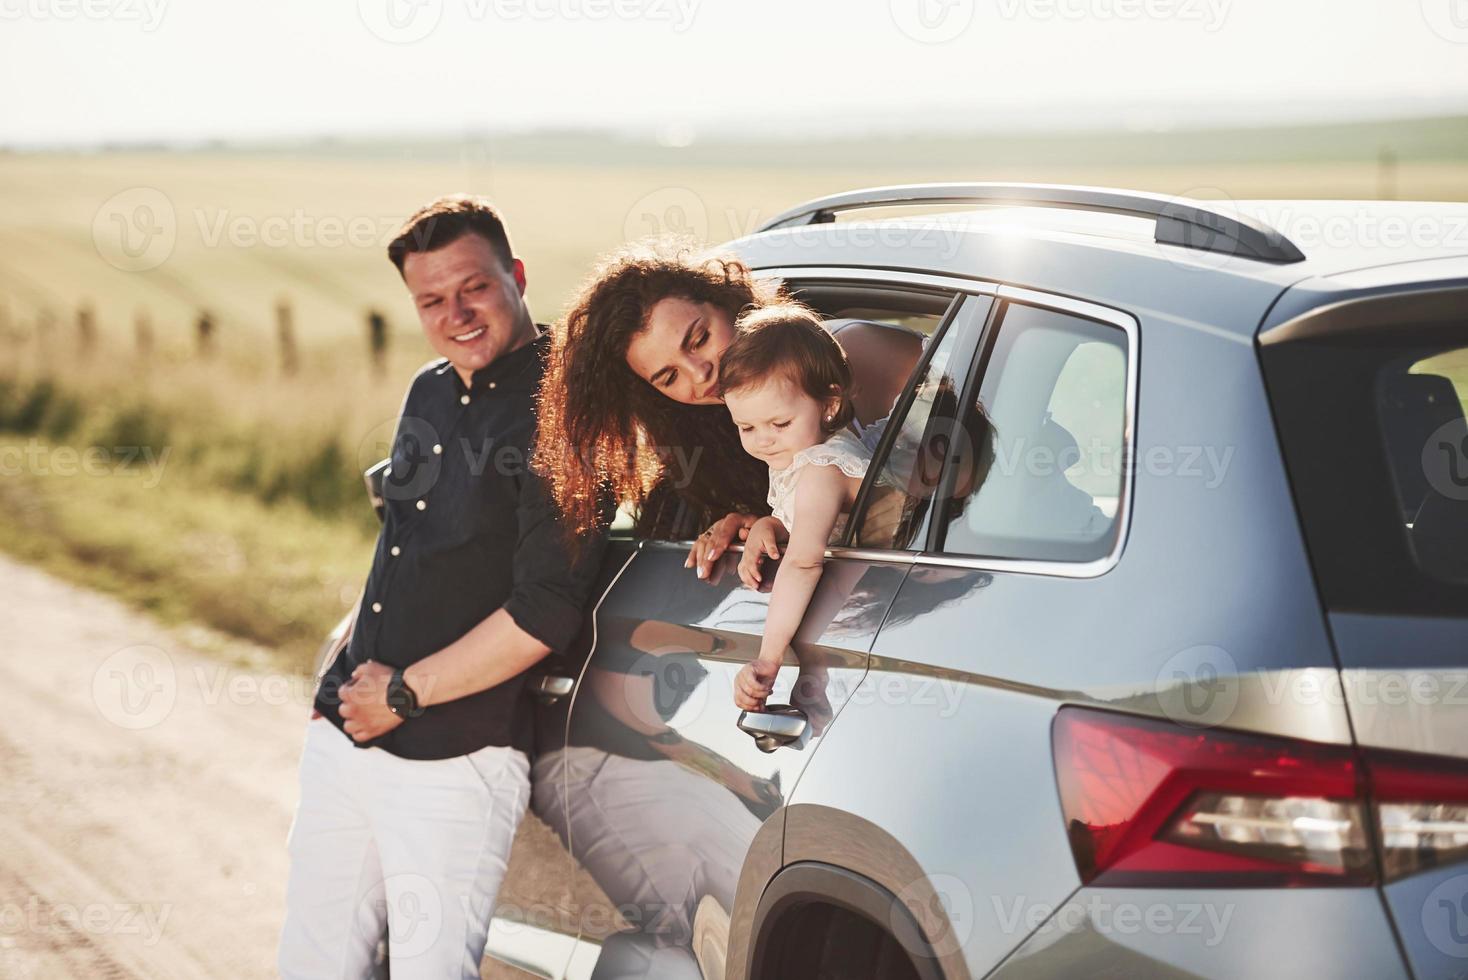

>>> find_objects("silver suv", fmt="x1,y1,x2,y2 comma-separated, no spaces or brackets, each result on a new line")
342,184,1468,980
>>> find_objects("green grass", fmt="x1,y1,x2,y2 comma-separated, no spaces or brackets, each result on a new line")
0,366,388,670
0,432,374,669
0,370,387,533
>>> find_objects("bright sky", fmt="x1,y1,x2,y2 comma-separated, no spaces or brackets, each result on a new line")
3,0,1468,144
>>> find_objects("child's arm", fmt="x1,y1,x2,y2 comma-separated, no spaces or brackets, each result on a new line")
734,465,852,710
759,465,847,660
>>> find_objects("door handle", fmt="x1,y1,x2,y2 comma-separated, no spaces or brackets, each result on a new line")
532,675,576,705
737,705,808,753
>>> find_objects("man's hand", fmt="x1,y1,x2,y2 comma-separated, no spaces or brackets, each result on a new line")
734,656,782,711
738,517,784,590
339,660,407,742
686,512,757,581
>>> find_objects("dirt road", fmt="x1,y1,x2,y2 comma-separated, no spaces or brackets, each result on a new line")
0,551,590,978
0,552,306,976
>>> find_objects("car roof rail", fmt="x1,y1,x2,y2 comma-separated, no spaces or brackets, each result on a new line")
756,182,1306,264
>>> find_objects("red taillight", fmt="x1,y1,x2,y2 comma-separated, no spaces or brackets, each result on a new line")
1052,707,1371,887
1050,707,1468,888
1365,747,1468,881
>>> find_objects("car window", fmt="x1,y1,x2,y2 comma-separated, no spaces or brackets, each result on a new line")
849,295,991,550
1380,344,1468,581
629,279,957,544
938,302,1128,563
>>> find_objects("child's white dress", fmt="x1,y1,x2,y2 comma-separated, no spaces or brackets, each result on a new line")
766,429,871,542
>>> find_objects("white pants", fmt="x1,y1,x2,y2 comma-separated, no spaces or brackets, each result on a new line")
278,717,530,979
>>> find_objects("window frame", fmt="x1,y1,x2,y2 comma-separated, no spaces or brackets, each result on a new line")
913,284,1140,579
637,268,1139,579
749,267,1004,565
839,292,994,554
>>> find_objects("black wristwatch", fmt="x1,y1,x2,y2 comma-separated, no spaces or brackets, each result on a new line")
386,668,424,719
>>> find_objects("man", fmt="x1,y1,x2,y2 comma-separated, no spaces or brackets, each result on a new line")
279,195,607,979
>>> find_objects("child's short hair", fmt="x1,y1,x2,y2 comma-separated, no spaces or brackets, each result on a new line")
718,303,855,434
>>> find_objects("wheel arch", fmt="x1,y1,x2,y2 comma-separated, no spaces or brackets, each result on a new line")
744,862,947,980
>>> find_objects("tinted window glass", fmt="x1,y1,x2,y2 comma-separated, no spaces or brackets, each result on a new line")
852,302,980,550
940,303,1127,563
1379,345,1468,581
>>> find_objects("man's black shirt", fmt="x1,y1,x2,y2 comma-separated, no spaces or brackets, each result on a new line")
314,331,607,760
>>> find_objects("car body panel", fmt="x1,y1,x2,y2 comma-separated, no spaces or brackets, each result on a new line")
1333,612,1468,760
988,886,1410,980
1383,863,1468,980
553,541,910,977
780,681,1072,979
864,295,1351,741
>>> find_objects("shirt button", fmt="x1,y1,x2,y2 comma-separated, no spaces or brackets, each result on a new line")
487,381,497,390
371,602,383,613
432,443,442,455
460,394,471,405
416,500,427,511
390,546,401,557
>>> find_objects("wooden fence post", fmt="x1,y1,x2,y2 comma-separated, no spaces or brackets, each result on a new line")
1377,146,1398,201
77,303,97,358
276,298,299,376
196,310,215,358
135,308,154,359
367,309,388,377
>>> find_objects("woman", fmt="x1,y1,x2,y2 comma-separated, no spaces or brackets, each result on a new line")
535,237,783,576
536,236,929,576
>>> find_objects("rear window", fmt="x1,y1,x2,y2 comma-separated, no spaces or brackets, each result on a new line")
1260,296,1468,616
1379,346,1468,582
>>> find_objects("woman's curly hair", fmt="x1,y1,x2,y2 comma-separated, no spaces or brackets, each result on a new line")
535,237,782,551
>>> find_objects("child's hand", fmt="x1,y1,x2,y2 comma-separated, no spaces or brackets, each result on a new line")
737,518,783,589
734,656,781,711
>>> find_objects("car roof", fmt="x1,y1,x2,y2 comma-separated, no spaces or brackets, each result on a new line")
728,197,1468,339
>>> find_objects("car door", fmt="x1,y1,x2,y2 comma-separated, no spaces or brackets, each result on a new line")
546,280,992,980
786,287,1139,974
477,537,642,980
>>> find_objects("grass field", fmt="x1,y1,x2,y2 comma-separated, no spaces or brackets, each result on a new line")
2,120,1465,664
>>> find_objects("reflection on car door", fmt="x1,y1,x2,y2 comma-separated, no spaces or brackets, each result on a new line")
482,540,643,980
543,540,908,979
